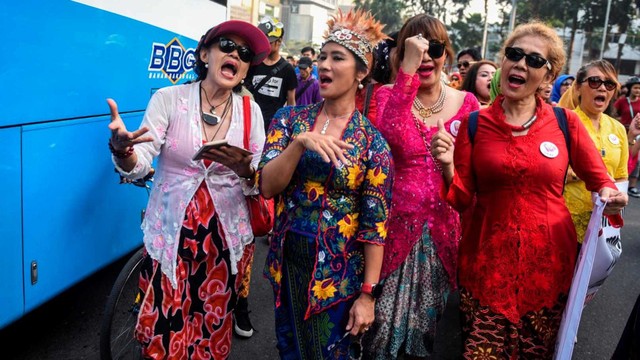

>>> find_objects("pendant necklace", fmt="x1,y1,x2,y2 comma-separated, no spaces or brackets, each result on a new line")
202,96,232,141
200,83,232,126
413,85,447,122
321,105,353,135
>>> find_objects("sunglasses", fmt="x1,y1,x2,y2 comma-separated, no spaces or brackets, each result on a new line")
561,81,573,87
457,60,477,69
580,76,617,91
504,47,551,70
217,37,254,63
426,40,446,59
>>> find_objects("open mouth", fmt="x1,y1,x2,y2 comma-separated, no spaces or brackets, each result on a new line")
594,95,607,106
319,75,332,85
508,75,526,85
221,61,238,76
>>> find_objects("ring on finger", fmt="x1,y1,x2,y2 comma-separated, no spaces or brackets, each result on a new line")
417,33,423,40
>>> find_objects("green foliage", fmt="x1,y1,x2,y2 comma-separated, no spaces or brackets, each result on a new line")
449,13,485,53
354,0,404,33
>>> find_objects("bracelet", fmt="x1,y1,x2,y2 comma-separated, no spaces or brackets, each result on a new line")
239,166,256,180
109,141,134,159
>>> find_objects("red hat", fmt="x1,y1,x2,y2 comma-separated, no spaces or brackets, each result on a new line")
200,20,270,65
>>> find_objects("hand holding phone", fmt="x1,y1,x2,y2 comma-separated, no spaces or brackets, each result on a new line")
193,139,229,161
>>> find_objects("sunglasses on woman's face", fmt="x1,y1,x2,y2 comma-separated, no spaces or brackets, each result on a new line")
457,60,476,69
580,76,617,91
425,40,446,59
504,47,551,70
218,37,254,63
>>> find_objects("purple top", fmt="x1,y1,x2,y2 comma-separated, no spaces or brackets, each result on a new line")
295,75,322,106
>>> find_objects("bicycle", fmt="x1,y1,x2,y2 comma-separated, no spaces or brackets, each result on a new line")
100,170,153,360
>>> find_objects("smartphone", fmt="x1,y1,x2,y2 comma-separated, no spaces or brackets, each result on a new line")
192,139,229,160
192,140,253,161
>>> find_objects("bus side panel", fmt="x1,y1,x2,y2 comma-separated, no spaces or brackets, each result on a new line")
0,128,25,329
21,113,147,312
0,1,200,128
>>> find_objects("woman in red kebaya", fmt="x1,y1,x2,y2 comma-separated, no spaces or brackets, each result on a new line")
431,21,628,358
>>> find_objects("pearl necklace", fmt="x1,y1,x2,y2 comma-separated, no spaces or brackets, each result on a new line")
413,85,447,122
321,106,353,135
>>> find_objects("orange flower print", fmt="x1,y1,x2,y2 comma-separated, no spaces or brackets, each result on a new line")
338,213,359,239
312,279,338,300
346,164,364,190
366,167,387,187
304,180,325,201
376,221,387,239
267,129,284,144
269,264,282,284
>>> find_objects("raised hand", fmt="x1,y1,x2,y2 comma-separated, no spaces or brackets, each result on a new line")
400,33,430,75
107,98,153,152
295,132,354,168
430,118,455,166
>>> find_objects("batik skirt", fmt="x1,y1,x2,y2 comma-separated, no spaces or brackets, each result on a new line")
459,288,566,359
134,183,251,359
275,232,360,360
362,223,450,359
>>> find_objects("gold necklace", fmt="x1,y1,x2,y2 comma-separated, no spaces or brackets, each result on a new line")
413,85,447,122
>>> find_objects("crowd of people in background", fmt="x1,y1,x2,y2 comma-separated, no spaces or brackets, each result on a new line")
107,8,640,359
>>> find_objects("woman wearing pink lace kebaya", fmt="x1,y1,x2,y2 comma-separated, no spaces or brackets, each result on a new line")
361,14,479,359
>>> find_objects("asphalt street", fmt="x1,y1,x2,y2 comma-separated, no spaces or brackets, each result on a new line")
1,198,638,359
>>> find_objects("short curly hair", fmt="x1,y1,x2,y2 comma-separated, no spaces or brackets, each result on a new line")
501,21,565,81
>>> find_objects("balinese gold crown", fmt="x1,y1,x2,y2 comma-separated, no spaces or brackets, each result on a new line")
323,9,388,68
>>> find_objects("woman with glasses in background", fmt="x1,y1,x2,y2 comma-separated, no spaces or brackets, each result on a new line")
561,60,629,246
107,20,270,359
431,21,627,359
550,74,575,105
362,14,479,359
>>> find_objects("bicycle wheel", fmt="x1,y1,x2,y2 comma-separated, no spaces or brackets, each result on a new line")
100,247,145,360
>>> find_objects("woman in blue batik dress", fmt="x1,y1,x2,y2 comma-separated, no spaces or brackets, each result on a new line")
256,9,394,360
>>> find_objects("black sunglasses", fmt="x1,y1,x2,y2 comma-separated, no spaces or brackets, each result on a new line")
581,76,617,91
427,40,446,59
560,81,573,87
504,47,551,70
218,37,254,63
457,60,477,69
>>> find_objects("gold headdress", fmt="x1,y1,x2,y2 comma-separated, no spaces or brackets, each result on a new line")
323,9,388,68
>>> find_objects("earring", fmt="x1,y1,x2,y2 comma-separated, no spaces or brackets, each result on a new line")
205,63,209,68
241,79,245,85
358,81,364,90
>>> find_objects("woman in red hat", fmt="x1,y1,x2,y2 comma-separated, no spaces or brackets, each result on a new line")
106,20,270,359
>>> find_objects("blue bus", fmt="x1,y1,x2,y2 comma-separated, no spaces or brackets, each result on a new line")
0,0,227,329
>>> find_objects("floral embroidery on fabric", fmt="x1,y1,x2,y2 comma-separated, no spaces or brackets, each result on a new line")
258,103,394,318
374,67,479,285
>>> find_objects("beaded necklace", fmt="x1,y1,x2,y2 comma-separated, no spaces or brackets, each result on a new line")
413,85,447,122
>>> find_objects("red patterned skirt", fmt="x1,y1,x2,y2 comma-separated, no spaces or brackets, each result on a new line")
459,288,566,360
134,183,252,359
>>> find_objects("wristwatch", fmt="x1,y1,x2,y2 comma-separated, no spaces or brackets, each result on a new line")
361,282,383,299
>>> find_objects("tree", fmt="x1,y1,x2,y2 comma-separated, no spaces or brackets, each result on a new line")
353,0,404,33
449,13,485,53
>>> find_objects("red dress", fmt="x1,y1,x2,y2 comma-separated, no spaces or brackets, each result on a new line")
446,96,616,323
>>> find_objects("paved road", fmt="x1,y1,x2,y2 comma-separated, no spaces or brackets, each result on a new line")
1,199,638,359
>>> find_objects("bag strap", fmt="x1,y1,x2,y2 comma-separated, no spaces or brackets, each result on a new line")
295,79,314,102
363,83,375,118
243,95,251,150
627,97,635,119
247,59,285,93
467,110,480,144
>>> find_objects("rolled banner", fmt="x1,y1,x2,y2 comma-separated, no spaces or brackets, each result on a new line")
554,195,606,360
